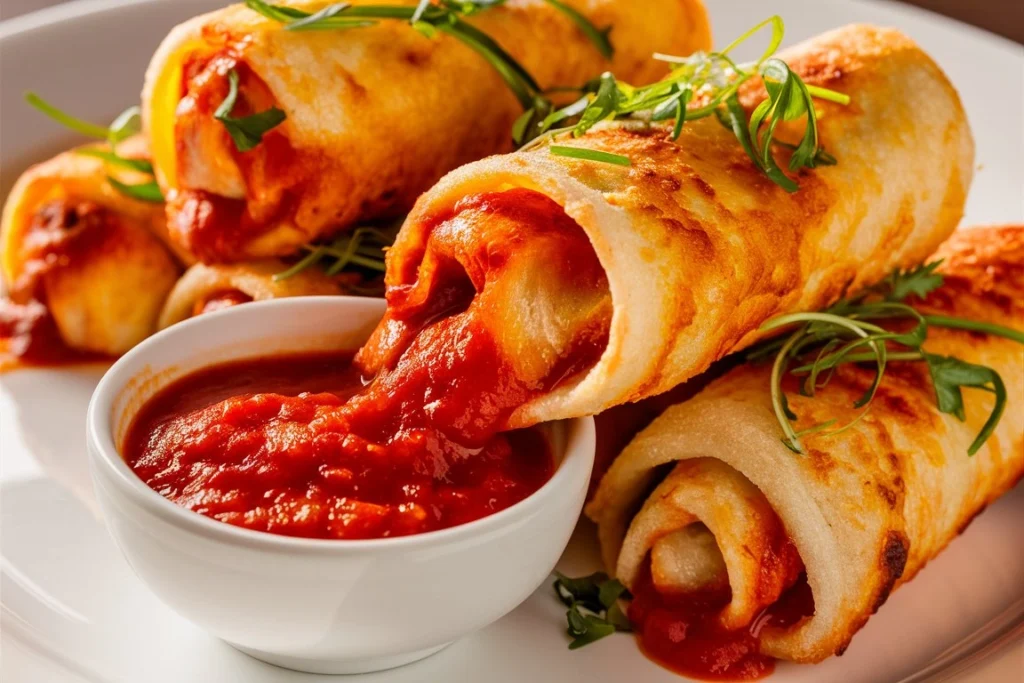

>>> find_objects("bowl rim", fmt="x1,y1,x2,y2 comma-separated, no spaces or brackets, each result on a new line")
86,296,596,556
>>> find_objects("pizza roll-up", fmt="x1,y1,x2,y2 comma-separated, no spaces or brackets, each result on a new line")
1,138,181,358
158,259,341,328
586,226,1024,666
356,25,974,435
142,0,711,261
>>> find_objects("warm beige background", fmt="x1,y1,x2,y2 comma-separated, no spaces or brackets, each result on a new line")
1,0,1022,43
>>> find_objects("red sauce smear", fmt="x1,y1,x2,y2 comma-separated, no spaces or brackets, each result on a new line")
125,352,554,540
1,200,121,371
170,54,317,262
0,299,108,371
192,289,254,317
629,564,816,681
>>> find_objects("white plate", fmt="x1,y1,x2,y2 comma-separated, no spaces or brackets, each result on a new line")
1,1,1022,681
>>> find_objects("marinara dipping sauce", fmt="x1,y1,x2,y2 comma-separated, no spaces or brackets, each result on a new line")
123,351,554,540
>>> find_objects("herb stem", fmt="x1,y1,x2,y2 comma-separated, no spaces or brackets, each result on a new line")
924,315,1024,344
805,85,851,104
25,93,112,139
272,246,327,282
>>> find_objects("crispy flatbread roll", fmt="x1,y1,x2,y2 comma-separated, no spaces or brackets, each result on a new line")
142,0,711,262
586,225,1024,662
1,138,181,356
158,259,341,328
357,24,975,431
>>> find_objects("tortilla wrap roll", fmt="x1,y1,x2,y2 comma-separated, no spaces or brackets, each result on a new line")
586,225,1024,663
1,138,181,357
158,259,341,328
143,0,711,262
356,24,974,432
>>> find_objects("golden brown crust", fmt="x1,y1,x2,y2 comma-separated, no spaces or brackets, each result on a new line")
380,24,975,426
588,226,1024,662
157,259,342,328
143,0,712,261
1,140,183,355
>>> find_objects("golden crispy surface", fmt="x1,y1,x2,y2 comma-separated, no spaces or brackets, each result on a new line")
157,259,341,328
1,137,178,288
143,0,711,261
587,226,1024,662
382,24,974,427
1,139,182,355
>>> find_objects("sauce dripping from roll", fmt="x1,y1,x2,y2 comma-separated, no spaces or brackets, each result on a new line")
126,188,610,538
629,562,815,681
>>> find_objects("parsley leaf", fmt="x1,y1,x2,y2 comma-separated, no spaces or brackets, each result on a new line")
924,353,1007,455
214,69,287,153
885,260,946,301
105,177,164,203
756,259,1021,456
553,572,631,650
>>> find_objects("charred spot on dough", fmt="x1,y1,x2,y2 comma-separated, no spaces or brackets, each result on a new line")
402,48,432,68
875,483,899,510
872,531,909,613
874,387,919,423
690,175,715,199
806,448,837,479
658,214,715,260
638,167,682,194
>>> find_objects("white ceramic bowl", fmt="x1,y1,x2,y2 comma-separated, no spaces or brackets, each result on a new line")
86,296,595,675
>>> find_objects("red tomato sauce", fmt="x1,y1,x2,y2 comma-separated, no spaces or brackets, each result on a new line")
192,289,254,317
124,352,554,540
126,189,603,540
0,299,109,372
628,564,815,681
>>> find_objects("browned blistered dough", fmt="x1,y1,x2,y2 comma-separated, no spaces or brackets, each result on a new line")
1,138,182,355
143,0,711,261
158,259,341,328
379,24,975,428
587,225,1024,662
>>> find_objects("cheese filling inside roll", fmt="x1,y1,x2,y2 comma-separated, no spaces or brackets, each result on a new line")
587,226,1024,668
356,24,974,438
354,188,611,446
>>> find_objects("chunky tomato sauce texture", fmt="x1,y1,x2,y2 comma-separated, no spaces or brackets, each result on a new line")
126,189,609,540
125,351,554,540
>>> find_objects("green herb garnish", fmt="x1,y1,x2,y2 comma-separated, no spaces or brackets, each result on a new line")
24,93,163,201
76,148,155,174
549,145,631,166
273,222,400,284
214,69,287,152
543,0,613,59
105,177,165,203
517,17,849,191
553,571,631,650
245,1,544,110
756,261,1024,455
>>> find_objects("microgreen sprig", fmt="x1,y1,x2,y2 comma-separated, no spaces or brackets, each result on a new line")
553,571,631,649
244,1,610,115
756,261,1024,455
24,93,163,203
517,16,850,192
273,221,401,287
